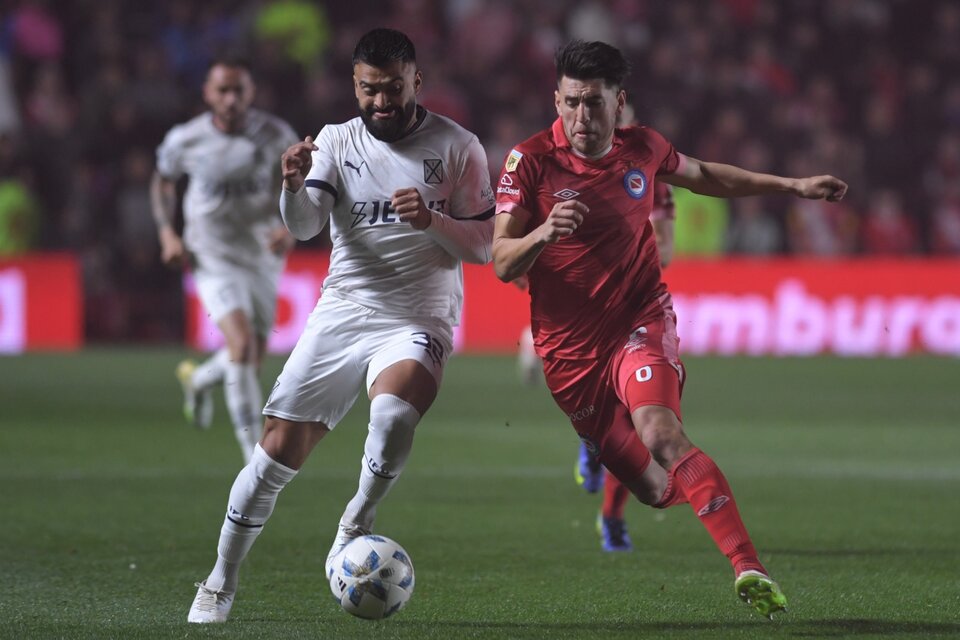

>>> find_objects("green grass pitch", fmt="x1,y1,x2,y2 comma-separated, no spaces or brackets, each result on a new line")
1,350,958,639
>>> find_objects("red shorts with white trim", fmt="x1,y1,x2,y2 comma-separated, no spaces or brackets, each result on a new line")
542,300,685,484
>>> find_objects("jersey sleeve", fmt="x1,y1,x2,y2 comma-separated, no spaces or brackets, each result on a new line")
447,135,495,220
647,128,681,177
304,125,340,205
155,125,187,180
494,146,537,216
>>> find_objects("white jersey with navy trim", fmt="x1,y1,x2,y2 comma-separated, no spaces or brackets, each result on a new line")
156,108,299,269
303,108,495,325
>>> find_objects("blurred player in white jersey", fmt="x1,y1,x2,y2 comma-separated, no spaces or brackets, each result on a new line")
187,29,495,623
151,58,299,465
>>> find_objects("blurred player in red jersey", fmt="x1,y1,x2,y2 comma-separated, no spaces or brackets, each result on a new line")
493,40,846,619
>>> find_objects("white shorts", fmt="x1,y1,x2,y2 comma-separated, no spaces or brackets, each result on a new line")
193,257,283,337
262,294,453,428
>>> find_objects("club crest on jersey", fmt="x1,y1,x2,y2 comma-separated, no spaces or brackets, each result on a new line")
623,169,648,199
423,158,443,184
505,149,523,172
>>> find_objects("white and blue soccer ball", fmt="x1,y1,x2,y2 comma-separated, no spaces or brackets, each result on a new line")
328,534,415,620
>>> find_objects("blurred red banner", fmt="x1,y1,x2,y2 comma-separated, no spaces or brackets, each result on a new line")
0,253,83,353
186,252,960,357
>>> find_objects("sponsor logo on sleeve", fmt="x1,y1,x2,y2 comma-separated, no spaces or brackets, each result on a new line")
497,173,520,196
505,149,523,172
481,183,495,203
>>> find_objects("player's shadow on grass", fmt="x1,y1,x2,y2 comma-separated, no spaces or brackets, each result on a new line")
795,619,960,637
769,547,946,558
390,619,960,638
393,620,769,635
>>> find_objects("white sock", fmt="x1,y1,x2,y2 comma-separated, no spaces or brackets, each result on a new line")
341,394,421,530
224,361,263,463
205,444,298,593
192,348,229,391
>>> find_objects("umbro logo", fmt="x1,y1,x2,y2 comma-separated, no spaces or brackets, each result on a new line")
696,495,730,516
553,188,580,199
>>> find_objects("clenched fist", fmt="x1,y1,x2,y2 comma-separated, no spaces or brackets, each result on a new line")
281,136,318,192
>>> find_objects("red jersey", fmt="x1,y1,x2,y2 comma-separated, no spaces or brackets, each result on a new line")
496,118,681,359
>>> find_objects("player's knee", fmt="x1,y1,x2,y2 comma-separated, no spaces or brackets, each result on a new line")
261,417,328,469
633,406,687,463
625,470,667,506
365,394,421,478
227,333,257,364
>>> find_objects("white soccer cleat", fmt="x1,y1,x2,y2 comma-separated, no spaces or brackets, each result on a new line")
325,520,371,577
187,581,234,624
176,359,213,430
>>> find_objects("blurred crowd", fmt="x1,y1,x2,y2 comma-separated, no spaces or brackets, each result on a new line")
1,0,958,341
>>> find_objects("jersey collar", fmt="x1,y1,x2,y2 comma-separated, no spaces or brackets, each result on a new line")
400,105,429,139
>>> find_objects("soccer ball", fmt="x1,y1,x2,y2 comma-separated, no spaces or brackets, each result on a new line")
328,534,415,619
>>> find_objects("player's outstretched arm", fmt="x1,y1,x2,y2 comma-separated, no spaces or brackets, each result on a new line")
663,155,848,202
149,171,186,268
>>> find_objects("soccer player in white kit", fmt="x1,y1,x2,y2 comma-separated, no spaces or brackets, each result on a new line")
187,29,495,623
151,58,299,465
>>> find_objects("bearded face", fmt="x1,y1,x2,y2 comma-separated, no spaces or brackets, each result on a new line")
354,61,421,142
359,96,417,142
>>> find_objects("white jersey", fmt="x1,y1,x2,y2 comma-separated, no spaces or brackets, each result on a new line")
304,107,495,325
156,108,299,269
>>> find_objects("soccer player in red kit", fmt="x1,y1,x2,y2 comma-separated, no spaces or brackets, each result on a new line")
492,40,847,619
577,179,675,552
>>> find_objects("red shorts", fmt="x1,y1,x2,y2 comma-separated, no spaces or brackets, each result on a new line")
542,301,685,485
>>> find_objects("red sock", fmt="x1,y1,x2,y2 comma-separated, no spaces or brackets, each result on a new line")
601,470,630,519
653,471,689,508
670,448,766,576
